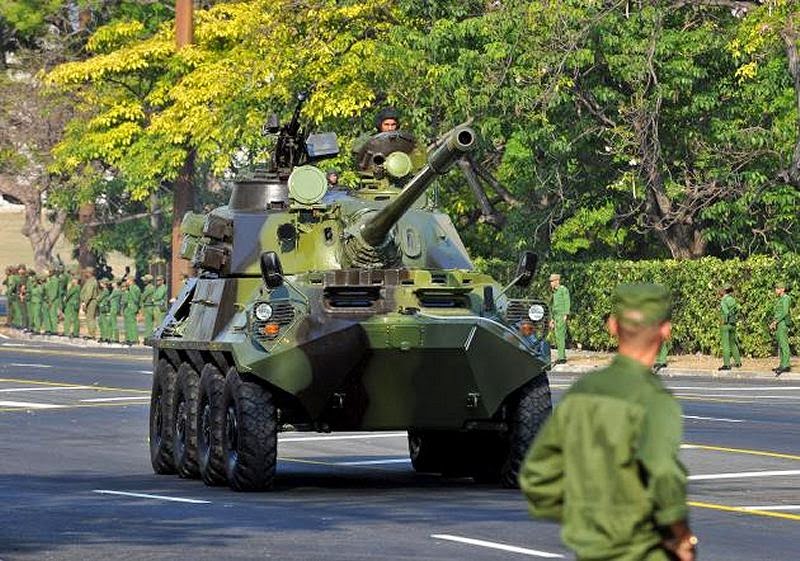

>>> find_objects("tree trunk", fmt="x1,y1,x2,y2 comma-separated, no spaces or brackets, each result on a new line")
170,150,195,296
77,203,97,268
782,17,800,187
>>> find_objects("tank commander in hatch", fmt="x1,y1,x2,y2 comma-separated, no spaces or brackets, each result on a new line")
375,107,399,132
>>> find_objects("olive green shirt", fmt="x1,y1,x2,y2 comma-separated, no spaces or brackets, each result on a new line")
520,355,687,561
153,284,168,310
773,294,791,326
124,284,142,314
80,277,99,307
552,285,571,318
720,294,738,325
64,284,81,311
141,284,155,307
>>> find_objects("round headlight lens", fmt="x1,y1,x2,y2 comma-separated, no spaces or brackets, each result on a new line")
528,304,545,322
254,302,273,321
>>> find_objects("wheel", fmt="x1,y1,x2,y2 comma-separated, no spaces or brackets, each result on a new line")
466,433,508,484
197,364,228,486
222,369,277,491
172,363,200,478
408,430,444,473
149,359,177,474
499,376,552,488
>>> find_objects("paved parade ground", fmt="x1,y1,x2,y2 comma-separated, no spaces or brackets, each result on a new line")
0,337,798,561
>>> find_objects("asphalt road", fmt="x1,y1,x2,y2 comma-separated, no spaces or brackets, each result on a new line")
0,337,798,561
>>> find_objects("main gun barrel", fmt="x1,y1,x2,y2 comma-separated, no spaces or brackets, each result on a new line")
360,126,476,247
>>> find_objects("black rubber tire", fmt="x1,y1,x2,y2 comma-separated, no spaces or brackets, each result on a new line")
172,363,200,479
149,359,177,474
499,376,553,488
197,364,228,486
408,430,444,473
222,370,277,491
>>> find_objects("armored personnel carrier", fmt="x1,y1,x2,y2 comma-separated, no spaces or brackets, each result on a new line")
148,96,552,490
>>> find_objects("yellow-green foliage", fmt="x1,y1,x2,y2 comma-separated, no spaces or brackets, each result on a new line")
47,0,399,200
478,255,800,358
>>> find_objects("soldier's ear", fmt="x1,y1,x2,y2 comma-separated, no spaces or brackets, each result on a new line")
606,315,619,338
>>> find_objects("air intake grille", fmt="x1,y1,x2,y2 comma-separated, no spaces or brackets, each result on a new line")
252,301,296,340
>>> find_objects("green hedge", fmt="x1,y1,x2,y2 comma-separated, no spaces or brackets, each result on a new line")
475,254,800,358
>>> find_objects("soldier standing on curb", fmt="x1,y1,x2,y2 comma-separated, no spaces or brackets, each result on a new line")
22,268,33,331
97,279,111,342
6,266,20,327
80,267,99,339
153,275,168,326
123,276,141,345
548,273,570,365
521,283,696,561
29,275,44,334
771,282,793,376
63,277,81,337
109,279,123,343
141,274,155,335
718,285,742,371
44,268,60,335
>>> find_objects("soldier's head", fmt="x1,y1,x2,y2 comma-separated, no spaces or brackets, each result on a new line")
548,273,561,290
126,277,135,287
326,169,339,186
156,275,165,286
607,283,672,363
775,282,786,296
375,107,399,132
142,274,153,284
723,284,734,295
83,266,95,279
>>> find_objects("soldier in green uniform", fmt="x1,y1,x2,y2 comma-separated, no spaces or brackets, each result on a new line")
548,273,570,364
5,266,21,327
123,276,141,345
109,279,123,343
771,282,793,376
2,267,11,326
62,277,81,337
654,341,670,373
718,285,741,371
140,274,155,335
80,267,99,339
521,283,697,561
43,268,61,335
29,275,44,334
22,268,33,331
97,279,111,342
153,275,168,326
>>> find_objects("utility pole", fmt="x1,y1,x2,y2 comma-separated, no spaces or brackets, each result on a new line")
170,0,195,296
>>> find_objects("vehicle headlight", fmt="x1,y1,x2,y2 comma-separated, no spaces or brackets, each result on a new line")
528,304,545,322
254,302,273,321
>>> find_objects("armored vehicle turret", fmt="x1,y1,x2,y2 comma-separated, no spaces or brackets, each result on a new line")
148,98,553,490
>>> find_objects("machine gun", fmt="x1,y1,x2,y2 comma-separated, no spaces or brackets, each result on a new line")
272,92,308,170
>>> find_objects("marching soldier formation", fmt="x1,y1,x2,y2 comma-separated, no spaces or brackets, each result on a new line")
2,263,171,346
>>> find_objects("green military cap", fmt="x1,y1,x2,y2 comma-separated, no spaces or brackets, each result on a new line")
775,281,786,289
612,283,671,327
549,273,561,282
142,274,154,282
156,275,165,281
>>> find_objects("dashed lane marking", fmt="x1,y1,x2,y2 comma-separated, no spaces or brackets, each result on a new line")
0,401,148,413
0,386,92,393
0,346,150,361
280,433,407,443
8,363,52,368
689,469,800,481
137,370,152,374
0,332,10,339
93,490,210,504
670,386,800,391
676,393,800,400
431,534,565,558
0,378,150,394
682,415,744,423
80,396,150,403
682,444,800,462
0,400,63,409
689,501,800,522
334,458,410,466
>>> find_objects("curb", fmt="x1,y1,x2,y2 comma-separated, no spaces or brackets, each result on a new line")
550,363,799,381
1,327,149,353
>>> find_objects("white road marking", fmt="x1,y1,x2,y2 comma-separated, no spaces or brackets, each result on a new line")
739,505,800,511
334,458,410,466
137,370,152,374
0,332,10,339
689,470,800,481
280,432,407,442
431,534,565,558
8,363,52,368
0,400,63,409
93,490,210,504
669,386,800,391
682,415,745,423
80,396,150,403
0,342,25,346
676,394,800,400
0,386,92,393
